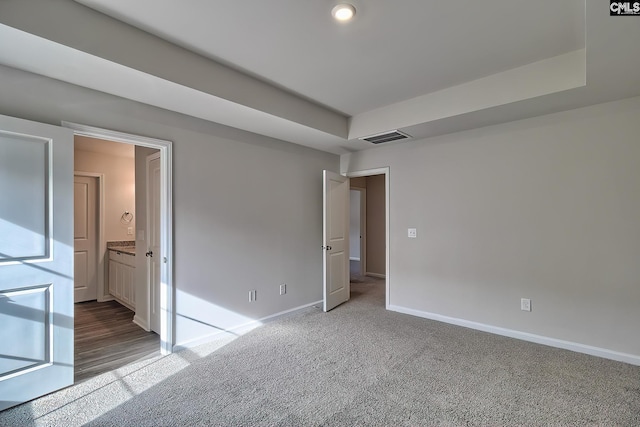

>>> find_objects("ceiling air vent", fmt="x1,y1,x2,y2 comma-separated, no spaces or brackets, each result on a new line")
360,130,411,144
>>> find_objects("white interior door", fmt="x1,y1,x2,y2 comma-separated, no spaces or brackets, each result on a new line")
0,114,74,411
323,170,350,312
73,175,98,302
147,153,161,334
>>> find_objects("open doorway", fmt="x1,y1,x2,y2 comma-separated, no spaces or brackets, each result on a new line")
322,168,389,311
348,169,389,307
67,123,173,382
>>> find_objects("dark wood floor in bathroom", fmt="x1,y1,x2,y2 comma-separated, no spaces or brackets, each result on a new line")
75,300,160,383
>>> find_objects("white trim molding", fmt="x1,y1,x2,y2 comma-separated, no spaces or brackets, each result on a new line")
173,300,323,351
365,272,386,279
388,304,640,366
133,314,149,331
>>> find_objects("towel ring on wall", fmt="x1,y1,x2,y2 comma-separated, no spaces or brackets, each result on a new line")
120,211,134,224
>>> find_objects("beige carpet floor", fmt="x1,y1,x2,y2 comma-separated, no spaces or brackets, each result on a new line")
1,277,639,426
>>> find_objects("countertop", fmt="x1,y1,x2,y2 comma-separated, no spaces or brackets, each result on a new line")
109,246,135,256
107,241,136,256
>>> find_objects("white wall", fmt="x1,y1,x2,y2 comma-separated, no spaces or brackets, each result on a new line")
0,64,339,348
342,96,640,361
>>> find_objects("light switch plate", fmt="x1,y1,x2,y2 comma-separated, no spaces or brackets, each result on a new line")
408,228,417,238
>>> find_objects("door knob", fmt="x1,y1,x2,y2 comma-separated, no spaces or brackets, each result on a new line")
146,250,153,257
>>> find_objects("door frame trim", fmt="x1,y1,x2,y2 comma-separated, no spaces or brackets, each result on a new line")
73,172,106,302
63,121,174,355
345,167,390,309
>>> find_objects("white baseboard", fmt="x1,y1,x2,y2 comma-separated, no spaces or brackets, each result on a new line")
366,272,386,279
388,304,640,366
173,300,323,352
349,257,361,261
133,314,150,332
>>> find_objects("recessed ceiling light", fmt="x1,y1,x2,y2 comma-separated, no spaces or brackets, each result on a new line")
331,4,356,22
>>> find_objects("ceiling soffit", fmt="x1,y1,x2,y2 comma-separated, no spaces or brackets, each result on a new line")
0,1,638,154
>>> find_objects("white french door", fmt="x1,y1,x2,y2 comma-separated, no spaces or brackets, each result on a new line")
0,114,74,411
322,170,350,312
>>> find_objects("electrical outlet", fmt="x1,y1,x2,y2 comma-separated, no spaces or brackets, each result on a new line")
521,298,531,312
249,290,257,302
127,227,133,235
280,284,286,295
408,228,417,238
